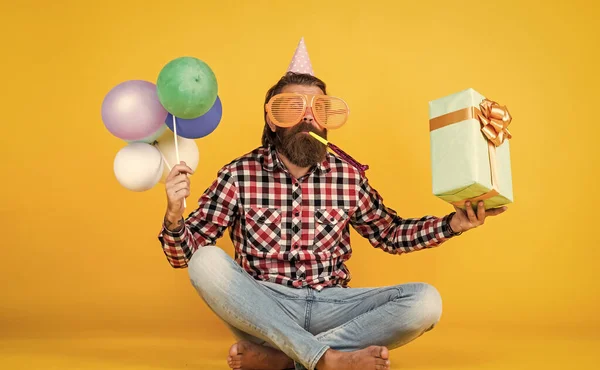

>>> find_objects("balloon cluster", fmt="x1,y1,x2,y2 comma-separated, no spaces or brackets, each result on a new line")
101,56,222,192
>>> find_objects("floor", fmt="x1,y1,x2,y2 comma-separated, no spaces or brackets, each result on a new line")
1,325,598,369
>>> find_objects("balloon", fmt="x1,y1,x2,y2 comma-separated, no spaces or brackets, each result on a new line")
113,142,164,192
166,96,222,139
126,124,167,144
101,80,168,141
156,57,218,119
155,135,199,183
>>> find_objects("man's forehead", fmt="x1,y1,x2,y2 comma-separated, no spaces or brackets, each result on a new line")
280,84,324,95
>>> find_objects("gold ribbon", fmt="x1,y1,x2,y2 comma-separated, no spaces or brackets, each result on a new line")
429,98,512,207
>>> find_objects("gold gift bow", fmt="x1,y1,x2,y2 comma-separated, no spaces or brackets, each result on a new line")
429,98,512,207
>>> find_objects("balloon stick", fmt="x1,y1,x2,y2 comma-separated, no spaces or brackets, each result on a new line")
172,115,186,208
156,146,172,171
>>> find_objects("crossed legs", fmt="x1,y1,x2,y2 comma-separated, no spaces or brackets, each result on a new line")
187,246,442,370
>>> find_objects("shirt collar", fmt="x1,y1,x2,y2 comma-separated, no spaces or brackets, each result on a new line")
262,145,331,175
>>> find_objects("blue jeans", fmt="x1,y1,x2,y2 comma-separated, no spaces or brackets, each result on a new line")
188,246,442,370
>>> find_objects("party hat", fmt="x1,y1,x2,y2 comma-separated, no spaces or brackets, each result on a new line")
287,37,314,75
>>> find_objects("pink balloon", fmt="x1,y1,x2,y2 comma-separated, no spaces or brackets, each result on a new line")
101,80,168,141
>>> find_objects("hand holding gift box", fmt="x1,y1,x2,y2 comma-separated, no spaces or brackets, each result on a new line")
429,88,513,222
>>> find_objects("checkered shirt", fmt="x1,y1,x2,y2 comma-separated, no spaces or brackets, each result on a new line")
158,145,456,291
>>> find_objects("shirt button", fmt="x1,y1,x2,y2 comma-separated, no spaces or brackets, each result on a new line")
294,182,299,187
293,244,299,249
295,212,300,217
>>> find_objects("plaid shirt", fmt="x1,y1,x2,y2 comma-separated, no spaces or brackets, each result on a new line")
158,145,456,291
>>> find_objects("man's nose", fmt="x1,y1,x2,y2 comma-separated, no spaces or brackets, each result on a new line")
302,106,314,121
302,107,322,129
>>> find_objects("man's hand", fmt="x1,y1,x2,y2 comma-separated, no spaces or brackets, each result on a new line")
449,201,507,234
164,161,194,230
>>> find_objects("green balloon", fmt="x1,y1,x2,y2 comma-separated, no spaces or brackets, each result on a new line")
156,57,218,119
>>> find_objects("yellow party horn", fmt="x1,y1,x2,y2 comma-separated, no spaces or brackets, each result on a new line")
308,132,369,175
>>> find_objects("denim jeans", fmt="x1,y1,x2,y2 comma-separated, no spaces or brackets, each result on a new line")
188,246,442,370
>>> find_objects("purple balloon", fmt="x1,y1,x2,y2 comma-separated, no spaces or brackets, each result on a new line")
166,96,222,139
101,80,168,141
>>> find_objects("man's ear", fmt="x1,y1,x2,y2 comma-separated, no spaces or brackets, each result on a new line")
266,115,277,132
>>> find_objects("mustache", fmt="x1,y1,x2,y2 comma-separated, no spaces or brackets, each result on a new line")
287,122,324,135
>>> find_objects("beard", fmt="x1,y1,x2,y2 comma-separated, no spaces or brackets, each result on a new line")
273,122,328,168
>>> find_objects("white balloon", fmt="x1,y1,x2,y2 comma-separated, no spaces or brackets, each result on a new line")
155,133,199,182
113,142,164,192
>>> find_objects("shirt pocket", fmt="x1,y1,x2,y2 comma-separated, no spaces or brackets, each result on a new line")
312,208,349,256
244,207,282,255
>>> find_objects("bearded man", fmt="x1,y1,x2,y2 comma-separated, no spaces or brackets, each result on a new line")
158,45,505,370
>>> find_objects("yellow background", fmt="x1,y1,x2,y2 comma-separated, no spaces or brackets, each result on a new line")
1,0,599,369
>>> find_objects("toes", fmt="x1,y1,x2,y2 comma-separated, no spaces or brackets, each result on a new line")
375,358,391,369
369,346,387,358
229,343,239,356
227,353,242,369
378,346,390,360
229,360,242,369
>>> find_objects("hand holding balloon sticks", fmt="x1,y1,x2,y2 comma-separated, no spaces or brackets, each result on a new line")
308,132,369,176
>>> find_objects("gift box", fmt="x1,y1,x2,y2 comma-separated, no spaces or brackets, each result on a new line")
428,88,514,210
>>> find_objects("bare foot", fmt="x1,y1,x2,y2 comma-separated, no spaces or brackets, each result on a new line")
316,346,390,370
227,340,294,370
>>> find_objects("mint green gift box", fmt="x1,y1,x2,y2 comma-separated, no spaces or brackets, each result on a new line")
428,88,514,210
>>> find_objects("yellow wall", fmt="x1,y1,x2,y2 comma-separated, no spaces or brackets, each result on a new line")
1,0,598,339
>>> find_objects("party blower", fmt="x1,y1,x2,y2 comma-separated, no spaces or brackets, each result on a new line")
308,132,369,176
